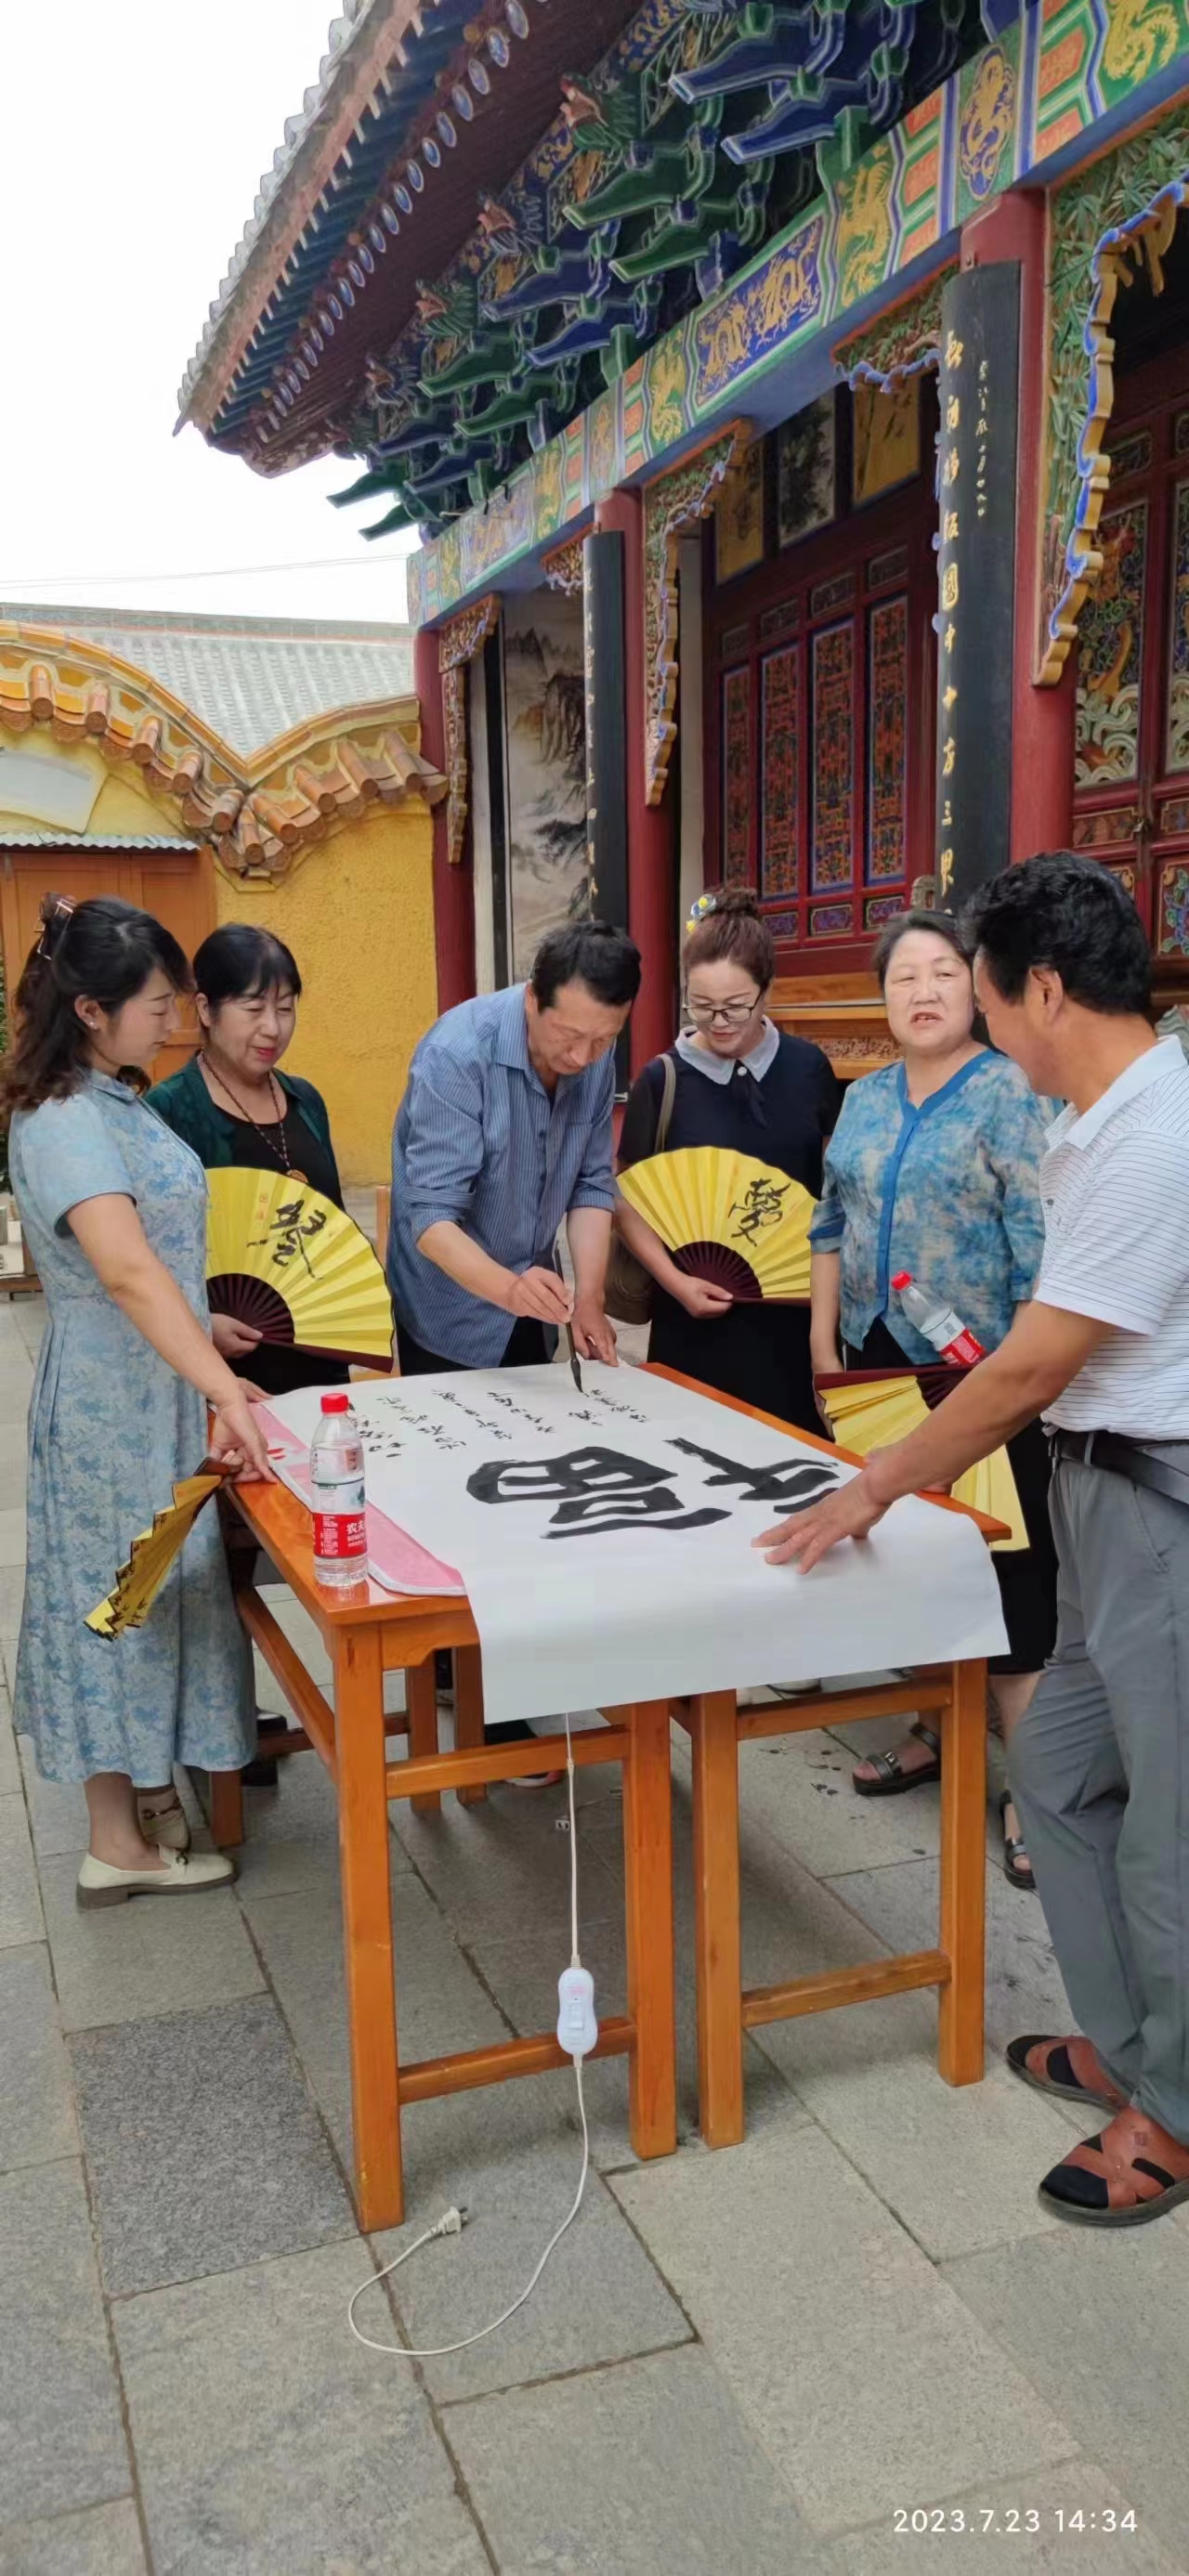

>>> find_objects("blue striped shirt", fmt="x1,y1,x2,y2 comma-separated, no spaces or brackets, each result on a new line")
387,983,616,1365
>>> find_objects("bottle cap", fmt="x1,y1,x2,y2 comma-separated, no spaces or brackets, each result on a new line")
891,1272,913,1292
320,1393,351,1412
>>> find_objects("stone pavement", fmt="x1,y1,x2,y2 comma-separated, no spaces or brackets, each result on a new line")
3,1284,1188,2574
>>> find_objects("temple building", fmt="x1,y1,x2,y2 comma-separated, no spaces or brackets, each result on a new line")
178,0,1189,1076
0,605,439,1178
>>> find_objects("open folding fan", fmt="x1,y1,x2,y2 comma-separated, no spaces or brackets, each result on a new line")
816,1369,1026,1552
206,1169,393,1370
86,1465,230,1638
616,1147,817,1301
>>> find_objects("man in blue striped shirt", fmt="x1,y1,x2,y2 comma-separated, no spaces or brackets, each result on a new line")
388,922,641,1374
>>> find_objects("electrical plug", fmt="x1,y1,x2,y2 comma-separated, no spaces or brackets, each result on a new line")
556,1964,598,2061
435,2206,467,2237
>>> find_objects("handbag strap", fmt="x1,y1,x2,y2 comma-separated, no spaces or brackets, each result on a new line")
655,1050,677,1154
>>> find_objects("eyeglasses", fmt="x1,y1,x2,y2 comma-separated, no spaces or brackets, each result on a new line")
685,996,762,1029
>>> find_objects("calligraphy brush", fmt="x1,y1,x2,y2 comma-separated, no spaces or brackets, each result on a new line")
553,1246,582,1392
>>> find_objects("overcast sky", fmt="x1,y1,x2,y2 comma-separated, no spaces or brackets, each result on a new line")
1,2,415,624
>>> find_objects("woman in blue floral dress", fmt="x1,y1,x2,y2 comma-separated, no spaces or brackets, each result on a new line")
809,911,1057,1886
5,895,272,1907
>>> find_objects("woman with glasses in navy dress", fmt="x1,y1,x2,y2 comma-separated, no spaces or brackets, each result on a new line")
615,891,841,1435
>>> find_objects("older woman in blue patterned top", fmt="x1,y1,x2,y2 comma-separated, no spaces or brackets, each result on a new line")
808,911,1057,1886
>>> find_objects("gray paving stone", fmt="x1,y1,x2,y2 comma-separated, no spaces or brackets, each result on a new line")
737,1729,942,1874
242,1864,508,2173
231,1749,412,1898
612,2122,1075,2537
830,1851,1075,2056
947,2225,1189,2567
70,1995,354,2296
19,1744,209,1863
0,2162,130,2525
0,1945,77,2172
0,1373,32,1429
0,1417,29,1475
39,1850,263,2033
749,1987,1077,2257
112,2239,490,2575
0,2498,146,2575
391,1785,623,1943
830,2463,1186,2574
0,1789,43,1947
0,1507,25,1567
367,2070,689,2402
0,1702,19,1795
446,2343,825,2573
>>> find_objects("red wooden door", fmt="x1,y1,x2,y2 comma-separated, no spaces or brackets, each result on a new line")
0,845,215,1083
703,413,937,979
1072,345,1189,958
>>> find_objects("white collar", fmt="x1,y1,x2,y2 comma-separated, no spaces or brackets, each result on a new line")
674,1019,780,1086
1045,1034,1183,1152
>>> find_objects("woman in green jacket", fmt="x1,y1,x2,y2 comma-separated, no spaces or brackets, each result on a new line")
148,923,346,1399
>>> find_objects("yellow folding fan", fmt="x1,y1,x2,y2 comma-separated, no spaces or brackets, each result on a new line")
617,1147,817,1301
817,1372,1026,1552
206,1168,394,1369
86,1465,230,1637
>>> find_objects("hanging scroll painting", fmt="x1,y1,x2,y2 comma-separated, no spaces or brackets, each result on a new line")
853,384,921,507
266,1364,1006,1726
714,441,766,582
777,395,837,549
503,592,588,980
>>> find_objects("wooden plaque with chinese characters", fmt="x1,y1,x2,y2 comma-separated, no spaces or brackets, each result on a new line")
934,265,1021,906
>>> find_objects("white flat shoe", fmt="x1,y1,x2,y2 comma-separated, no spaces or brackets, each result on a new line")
136,1790,191,1853
76,1848,234,1908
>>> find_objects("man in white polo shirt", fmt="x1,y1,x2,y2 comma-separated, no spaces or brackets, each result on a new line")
760,853,1189,2228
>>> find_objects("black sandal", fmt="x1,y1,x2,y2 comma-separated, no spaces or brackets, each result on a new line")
999,1789,1036,1892
853,1721,941,1799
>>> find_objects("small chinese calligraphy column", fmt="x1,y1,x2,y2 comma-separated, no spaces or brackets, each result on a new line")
934,265,1021,908
594,488,677,1075
413,622,475,1015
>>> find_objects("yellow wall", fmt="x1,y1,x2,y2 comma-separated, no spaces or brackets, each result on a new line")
215,801,437,1187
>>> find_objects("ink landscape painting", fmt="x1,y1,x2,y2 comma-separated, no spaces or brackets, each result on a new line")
503,595,589,978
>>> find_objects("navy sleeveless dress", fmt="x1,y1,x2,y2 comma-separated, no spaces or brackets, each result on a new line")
618,1034,840,1434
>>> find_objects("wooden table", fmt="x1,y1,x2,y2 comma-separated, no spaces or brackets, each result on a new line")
648,1372,1002,2148
216,1369,1001,2222
214,1476,677,2231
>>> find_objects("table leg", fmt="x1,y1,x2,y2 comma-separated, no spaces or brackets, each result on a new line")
937,1657,986,2087
453,1644,488,1808
207,1766,244,1851
334,1622,403,2229
686,1692,744,2148
405,1659,441,1818
621,1698,677,2161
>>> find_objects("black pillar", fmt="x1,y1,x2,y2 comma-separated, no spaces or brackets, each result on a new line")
934,262,1022,909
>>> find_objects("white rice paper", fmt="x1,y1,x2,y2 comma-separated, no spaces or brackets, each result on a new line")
267,1364,1007,1726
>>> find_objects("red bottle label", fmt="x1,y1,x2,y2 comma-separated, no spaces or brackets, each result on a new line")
313,1510,367,1561
940,1327,985,1367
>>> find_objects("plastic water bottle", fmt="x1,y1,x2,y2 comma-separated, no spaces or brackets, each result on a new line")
891,1270,986,1367
309,1393,369,1588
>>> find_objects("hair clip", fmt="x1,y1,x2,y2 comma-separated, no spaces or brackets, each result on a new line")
35,896,75,960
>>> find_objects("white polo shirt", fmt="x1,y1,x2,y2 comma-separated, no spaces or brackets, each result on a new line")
1035,1035,1189,1437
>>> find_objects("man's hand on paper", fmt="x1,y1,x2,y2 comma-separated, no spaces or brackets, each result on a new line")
756,1461,888,1570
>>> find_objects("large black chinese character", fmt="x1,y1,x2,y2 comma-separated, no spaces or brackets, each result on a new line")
250,1196,328,1280
667,1439,842,1511
466,1446,728,1538
728,1173,790,1247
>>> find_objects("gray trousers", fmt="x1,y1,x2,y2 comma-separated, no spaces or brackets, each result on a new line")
1009,1454,1189,2140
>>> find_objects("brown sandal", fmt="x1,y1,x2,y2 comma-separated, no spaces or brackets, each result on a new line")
853,1721,940,1798
1039,2105,1189,2227
1006,2033,1127,2114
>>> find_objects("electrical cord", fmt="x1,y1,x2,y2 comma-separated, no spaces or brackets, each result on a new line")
346,1710,591,2361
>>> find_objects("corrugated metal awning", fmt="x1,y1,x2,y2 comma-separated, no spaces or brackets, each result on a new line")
0,831,200,852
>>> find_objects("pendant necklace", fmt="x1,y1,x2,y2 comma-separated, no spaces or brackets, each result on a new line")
199,1057,307,1184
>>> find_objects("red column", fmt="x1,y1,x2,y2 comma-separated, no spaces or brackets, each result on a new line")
413,622,475,1014
960,189,1077,866
594,488,677,1073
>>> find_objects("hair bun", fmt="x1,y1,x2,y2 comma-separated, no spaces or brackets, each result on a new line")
686,885,764,936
